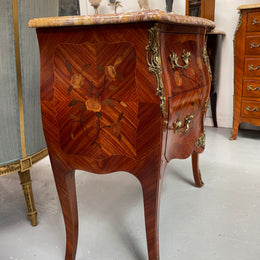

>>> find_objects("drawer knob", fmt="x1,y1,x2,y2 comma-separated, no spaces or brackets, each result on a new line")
248,65,260,71
169,50,191,70
248,85,260,91
250,42,260,48
252,18,260,25
245,106,259,112
171,114,194,134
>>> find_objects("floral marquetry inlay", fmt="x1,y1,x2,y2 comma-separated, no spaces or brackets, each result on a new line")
53,41,138,159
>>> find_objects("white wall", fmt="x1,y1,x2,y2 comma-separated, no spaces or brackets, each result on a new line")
79,0,166,15
79,0,260,128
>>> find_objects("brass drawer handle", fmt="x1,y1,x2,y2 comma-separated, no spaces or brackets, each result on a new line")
170,114,194,134
248,85,260,91
252,18,260,25
248,65,260,71
169,50,191,70
245,106,259,112
250,42,260,48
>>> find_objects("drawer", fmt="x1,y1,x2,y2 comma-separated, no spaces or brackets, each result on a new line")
241,100,260,118
244,58,260,77
160,26,209,96
245,36,260,55
242,80,260,98
165,87,207,161
247,12,260,32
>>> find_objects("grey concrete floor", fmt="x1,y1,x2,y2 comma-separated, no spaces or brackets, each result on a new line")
0,127,260,260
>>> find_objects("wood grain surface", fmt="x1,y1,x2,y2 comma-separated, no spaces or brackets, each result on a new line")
232,7,260,140
36,21,210,260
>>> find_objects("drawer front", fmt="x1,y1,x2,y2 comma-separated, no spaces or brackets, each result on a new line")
247,12,260,32
160,27,209,96
242,80,260,98
165,87,208,161
241,100,260,118
244,58,260,77
245,36,260,55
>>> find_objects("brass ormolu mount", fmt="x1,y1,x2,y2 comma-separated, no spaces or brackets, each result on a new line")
169,50,191,70
170,114,194,134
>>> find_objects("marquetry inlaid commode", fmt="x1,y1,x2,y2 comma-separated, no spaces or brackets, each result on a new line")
231,4,260,140
29,10,214,260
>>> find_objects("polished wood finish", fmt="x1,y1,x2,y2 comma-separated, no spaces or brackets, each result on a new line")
192,152,204,187
245,36,260,54
35,19,211,259
247,12,260,32
186,0,215,21
231,5,260,140
242,80,260,98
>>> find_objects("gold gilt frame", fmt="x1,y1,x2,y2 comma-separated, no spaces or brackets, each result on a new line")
146,23,167,117
0,148,48,177
0,0,48,226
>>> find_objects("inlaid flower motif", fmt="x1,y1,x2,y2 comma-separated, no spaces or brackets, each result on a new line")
85,98,102,112
110,122,122,136
66,55,126,146
105,66,117,81
120,101,127,107
174,71,183,87
105,56,123,81
70,74,85,89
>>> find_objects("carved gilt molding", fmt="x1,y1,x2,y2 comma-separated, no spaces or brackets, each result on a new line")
204,97,209,115
195,130,206,149
0,148,48,176
146,23,166,117
202,35,212,82
234,12,242,37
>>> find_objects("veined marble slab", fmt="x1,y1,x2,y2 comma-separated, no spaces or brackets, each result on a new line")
29,9,215,29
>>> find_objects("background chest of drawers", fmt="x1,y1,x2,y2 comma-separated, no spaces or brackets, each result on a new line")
231,4,260,140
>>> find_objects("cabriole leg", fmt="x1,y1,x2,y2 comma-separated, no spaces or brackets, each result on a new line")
50,156,78,260
230,121,239,140
191,152,204,187
135,159,163,260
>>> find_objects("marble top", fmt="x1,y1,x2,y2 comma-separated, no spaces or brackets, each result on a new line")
237,4,260,10
28,9,215,29
208,29,225,35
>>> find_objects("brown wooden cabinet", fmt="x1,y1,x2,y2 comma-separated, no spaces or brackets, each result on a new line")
186,0,215,21
29,10,214,260
231,4,260,140
207,30,225,127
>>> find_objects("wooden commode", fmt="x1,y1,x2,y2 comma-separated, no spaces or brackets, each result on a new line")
231,4,260,139
29,10,214,260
